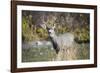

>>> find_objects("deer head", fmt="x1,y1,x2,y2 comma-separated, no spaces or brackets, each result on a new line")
41,23,56,37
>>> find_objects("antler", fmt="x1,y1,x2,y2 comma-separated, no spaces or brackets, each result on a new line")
40,14,57,29
39,15,47,29
53,24,56,29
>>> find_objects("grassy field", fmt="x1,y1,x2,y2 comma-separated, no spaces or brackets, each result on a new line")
22,43,89,62
22,46,56,62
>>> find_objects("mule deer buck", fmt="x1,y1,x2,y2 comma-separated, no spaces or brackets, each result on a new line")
41,23,75,55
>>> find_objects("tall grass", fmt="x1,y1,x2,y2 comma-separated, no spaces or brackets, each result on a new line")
56,42,89,61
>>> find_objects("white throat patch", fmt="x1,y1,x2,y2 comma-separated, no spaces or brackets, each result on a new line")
50,33,55,37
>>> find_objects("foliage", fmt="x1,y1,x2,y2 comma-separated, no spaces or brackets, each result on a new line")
22,11,90,42
22,17,34,41
74,26,89,43
22,16,48,41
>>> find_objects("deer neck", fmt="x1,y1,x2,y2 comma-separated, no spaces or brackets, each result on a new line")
50,33,56,37
49,33,57,42
48,32,59,54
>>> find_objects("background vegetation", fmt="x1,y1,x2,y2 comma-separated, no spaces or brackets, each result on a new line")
22,10,90,42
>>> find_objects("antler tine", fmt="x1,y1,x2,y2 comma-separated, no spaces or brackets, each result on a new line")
40,15,48,29
53,24,56,29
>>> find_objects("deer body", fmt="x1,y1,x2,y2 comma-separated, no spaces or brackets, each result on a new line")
52,33,74,47
46,25,74,54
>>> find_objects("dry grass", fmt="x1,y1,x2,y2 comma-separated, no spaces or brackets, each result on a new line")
55,42,89,61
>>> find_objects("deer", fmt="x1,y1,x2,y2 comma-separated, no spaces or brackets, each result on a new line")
38,15,89,60
41,23,75,55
